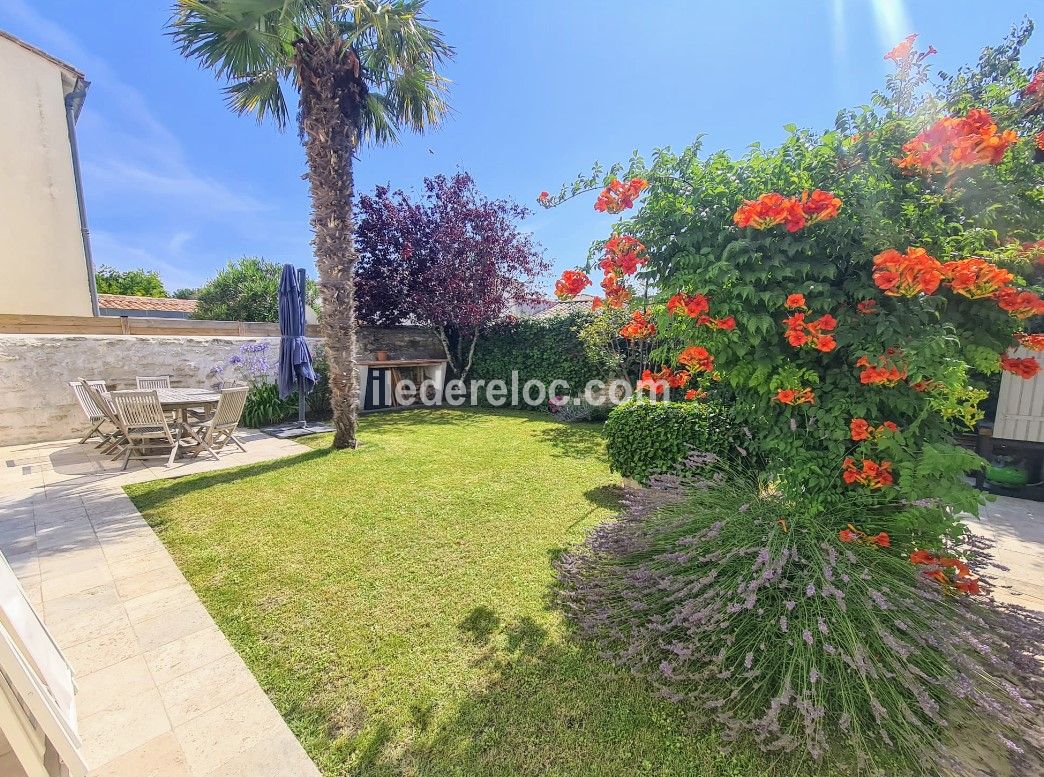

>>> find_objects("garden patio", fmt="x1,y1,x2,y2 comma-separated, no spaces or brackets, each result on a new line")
0,409,1040,775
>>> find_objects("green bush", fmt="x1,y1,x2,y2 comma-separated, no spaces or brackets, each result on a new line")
604,397,740,481
242,382,297,428
470,312,610,408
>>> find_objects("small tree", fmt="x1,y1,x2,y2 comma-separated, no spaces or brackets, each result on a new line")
172,287,199,299
193,257,316,322
355,173,548,378
95,265,167,297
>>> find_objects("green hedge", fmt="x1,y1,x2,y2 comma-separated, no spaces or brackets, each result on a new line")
470,312,606,407
604,397,740,482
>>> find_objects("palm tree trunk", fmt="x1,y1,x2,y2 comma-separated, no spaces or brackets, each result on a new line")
296,37,363,449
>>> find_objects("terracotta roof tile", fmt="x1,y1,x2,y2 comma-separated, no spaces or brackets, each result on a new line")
97,294,198,314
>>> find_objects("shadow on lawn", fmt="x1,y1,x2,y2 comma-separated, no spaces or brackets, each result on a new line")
526,418,607,459
349,609,767,777
125,448,336,520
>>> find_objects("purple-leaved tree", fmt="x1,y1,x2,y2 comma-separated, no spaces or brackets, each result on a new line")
355,173,548,379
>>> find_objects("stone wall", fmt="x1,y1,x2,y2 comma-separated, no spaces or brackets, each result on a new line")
0,327,441,444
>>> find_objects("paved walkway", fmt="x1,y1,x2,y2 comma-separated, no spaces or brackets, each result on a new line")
963,494,1044,612
0,432,321,777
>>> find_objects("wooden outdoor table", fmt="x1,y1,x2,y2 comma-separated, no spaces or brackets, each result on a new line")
154,388,221,459
154,387,221,412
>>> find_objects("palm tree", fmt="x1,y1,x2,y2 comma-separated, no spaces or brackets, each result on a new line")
170,0,452,448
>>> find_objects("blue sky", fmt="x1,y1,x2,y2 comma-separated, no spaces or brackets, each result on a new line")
2,1,1040,295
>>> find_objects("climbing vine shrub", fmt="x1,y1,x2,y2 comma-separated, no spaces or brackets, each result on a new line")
547,23,1044,774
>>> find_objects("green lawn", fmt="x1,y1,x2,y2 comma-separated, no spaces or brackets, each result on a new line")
126,409,766,776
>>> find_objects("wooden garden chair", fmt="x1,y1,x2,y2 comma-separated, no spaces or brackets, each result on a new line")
135,376,171,390
68,380,113,445
186,385,249,459
79,380,126,456
108,390,181,470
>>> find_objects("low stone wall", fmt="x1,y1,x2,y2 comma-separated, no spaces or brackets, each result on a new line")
0,327,441,444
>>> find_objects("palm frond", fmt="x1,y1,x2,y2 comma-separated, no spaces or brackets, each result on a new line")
223,71,290,125
171,0,453,139
169,0,316,127
344,0,453,144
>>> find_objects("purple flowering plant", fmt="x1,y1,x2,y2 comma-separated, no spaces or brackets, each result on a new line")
556,454,1043,774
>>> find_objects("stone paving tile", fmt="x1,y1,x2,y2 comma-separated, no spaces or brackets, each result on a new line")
157,652,260,727
0,431,318,776
132,601,216,653
204,728,320,777
142,626,234,687
173,687,305,776
88,732,190,777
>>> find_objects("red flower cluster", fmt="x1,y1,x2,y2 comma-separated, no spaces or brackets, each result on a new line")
872,247,943,297
883,33,936,68
733,190,841,232
636,367,689,395
850,418,899,441
667,293,735,330
619,310,657,340
783,311,837,352
594,178,648,214
785,293,806,309
678,346,715,373
537,191,551,206
910,550,980,595
554,269,591,300
894,108,1017,176
995,287,1044,319
837,524,891,548
684,388,708,401
774,388,815,406
799,190,843,224
1037,131,1044,152
1015,333,1044,351
592,272,631,310
600,235,647,277
590,235,647,310
856,299,879,315
1000,355,1041,379
940,257,1013,299
842,458,893,489
667,292,709,318
856,354,908,386
1025,71,1044,98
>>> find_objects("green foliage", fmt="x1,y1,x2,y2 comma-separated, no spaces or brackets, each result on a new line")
603,397,741,481
592,21,1044,519
94,265,167,297
193,257,317,323
470,312,610,407
242,381,297,429
306,355,332,417
172,287,199,300
576,305,645,380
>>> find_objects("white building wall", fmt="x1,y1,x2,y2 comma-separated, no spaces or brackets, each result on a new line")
0,34,93,317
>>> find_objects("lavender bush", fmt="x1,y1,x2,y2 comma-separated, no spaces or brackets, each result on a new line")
208,341,277,389
556,455,1043,775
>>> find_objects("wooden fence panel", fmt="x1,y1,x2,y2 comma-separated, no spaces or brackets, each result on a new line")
0,314,321,338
